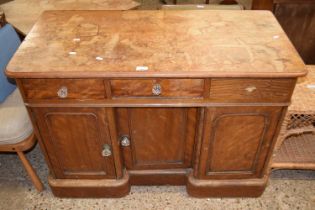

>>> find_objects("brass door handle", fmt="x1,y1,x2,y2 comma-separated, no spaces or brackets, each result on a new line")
57,86,68,98
152,83,162,96
120,135,130,147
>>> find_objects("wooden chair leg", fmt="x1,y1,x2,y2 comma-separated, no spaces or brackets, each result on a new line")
17,151,44,192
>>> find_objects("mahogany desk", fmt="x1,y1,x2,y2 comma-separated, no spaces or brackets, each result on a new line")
6,10,307,198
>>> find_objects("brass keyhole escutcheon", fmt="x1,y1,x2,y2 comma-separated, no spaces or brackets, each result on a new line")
102,144,112,157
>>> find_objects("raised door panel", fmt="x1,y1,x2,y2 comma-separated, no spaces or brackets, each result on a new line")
33,107,116,179
116,108,197,170
210,115,265,172
198,107,283,179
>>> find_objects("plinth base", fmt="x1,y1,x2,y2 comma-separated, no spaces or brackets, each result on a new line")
48,171,130,198
186,173,267,197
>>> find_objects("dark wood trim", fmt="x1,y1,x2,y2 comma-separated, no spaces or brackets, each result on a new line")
193,108,205,178
48,171,130,198
252,0,274,10
106,108,124,179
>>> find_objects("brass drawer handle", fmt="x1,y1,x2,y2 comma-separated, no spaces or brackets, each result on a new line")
101,144,112,157
245,86,257,93
152,83,162,96
120,135,130,147
57,86,68,98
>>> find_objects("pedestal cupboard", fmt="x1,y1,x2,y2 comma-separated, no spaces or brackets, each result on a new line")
6,10,306,197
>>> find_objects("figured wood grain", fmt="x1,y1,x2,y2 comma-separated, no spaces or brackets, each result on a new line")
6,10,306,79
22,79,106,100
33,107,116,179
209,115,265,172
209,78,296,102
110,79,204,98
115,108,197,170
198,106,283,179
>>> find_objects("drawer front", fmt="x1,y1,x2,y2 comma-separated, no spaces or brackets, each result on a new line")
22,79,106,100
110,79,205,98
209,79,296,103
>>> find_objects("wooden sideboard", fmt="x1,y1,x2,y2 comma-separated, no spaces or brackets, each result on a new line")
6,10,306,198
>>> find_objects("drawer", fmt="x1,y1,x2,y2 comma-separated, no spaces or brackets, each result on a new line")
209,78,296,103
110,79,205,98
21,79,106,100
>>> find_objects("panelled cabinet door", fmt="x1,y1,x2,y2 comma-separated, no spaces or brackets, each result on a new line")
115,108,198,170
32,107,116,179
198,107,283,179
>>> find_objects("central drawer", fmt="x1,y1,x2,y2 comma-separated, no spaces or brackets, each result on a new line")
110,79,205,98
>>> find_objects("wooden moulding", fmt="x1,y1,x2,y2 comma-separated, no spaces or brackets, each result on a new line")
48,171,130,198
186,172,268,197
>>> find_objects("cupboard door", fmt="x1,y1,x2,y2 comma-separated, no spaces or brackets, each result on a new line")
33,107,116,179
198,107,283,179
116,108,198,170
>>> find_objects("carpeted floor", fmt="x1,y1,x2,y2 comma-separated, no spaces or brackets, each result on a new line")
0,144,314,210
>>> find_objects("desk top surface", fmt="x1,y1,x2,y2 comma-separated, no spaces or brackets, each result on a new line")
6,10,307,78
